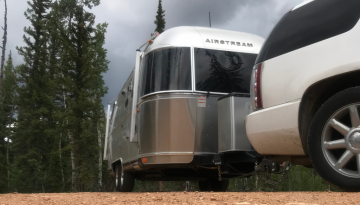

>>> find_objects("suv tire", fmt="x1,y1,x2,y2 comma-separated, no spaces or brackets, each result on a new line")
308,86,360,191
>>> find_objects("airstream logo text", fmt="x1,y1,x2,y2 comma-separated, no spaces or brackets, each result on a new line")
205,39,253,47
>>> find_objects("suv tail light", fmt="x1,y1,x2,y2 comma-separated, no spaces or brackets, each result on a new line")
254,63,263,109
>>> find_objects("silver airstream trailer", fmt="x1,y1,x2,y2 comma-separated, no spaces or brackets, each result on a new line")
104,26,267,192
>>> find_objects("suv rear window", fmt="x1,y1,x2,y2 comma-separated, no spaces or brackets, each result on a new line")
255,0,360,64
195,48,257,93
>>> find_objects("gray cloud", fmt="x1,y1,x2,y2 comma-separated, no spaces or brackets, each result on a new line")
0,0,303,109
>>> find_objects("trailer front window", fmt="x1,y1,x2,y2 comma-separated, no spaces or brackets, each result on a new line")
195,48,257,94
140,47,191,97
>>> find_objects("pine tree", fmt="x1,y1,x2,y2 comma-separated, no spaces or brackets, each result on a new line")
0,121,5,193
45,1,69,192
93,22,109,190
59,0,107,192
154,0,166,33
0,0,8,93
0,52,17,193
14,0,57,192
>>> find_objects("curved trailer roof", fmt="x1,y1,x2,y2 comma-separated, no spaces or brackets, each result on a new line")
146,26,264,54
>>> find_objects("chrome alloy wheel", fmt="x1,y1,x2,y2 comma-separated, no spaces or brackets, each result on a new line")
322,103,360,178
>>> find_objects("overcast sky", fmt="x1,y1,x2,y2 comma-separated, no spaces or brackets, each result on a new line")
0,0,303,109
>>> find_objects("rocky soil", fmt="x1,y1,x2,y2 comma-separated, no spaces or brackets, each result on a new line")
0,191,359,205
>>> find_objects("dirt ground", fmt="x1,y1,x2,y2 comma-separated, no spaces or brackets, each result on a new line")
0,191,359,205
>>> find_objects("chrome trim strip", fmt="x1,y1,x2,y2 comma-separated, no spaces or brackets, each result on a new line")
140,90,236,100
191,47,195,92
139,89,250,100
193,152,218,155
129,51,142,142
140,90,193,99
218,150,251,153
139,152,194,158
138,94,197,107
103,103,111,159
231,96,236,150
194,91,250,95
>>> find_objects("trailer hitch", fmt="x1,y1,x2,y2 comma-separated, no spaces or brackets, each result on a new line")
259,158,281,173
212,154,222,166
257,159,292,185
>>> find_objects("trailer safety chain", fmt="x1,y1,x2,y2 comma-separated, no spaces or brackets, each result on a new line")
217,166,222,181
263,161,291,186
255,161,259,171
282,161,291,181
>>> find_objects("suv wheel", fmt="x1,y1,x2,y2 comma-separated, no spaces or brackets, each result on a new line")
115,163,135,192
309,87,360,191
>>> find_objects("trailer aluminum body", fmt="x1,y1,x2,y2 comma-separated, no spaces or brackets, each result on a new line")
103,26,265,191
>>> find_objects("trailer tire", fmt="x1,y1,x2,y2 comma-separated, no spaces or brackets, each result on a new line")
115,163,134,192
198,180,212,191
209,179,229,192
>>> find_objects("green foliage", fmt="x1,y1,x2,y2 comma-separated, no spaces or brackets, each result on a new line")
129,166,337,193
133,181,197,192
56,0,108,192
154,0,166,33
227,165,336,192
13,0,57,193
0,128,6,193
0,0,344,194
0,52,17,193
1,0,108,193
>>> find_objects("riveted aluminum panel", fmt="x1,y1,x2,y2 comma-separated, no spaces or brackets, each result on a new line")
194,96,219,154
146,26,264,55
138,96,197,164
218,96,254,153
106,72,139,169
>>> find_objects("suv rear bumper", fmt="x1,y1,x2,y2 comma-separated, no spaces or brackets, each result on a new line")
245,100,305,155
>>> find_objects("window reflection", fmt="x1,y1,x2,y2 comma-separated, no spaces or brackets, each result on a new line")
195,48,257,94
140,47,191,96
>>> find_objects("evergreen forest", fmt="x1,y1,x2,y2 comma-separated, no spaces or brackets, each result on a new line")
0,0,110,193
0,0,336,193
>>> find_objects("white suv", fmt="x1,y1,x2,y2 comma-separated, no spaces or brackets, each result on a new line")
246,0,360,191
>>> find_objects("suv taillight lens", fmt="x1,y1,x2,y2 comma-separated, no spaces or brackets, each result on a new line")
254,63,263,109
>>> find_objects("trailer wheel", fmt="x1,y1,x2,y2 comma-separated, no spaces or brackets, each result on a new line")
115,163,134,192
308,87,360,191
198,180,212,191
209,179,229,192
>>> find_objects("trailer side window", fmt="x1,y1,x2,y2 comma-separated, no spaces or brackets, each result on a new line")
195,48,257,94
255,0,360,64
140,47,191,96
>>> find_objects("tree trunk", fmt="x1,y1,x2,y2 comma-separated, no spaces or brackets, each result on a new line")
0,0,7,93
6,140,9,188
64,90,76,192
289,172,291,191
59,134,65,190
255,175,258,190
97,123,102,190
68,130,76,192
159,181,162,192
